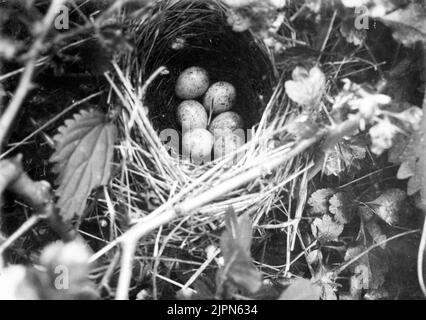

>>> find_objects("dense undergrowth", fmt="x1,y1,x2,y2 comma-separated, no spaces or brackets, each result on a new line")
0,0,425,300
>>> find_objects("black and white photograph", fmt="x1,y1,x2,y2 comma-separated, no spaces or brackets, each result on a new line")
0,0,425,304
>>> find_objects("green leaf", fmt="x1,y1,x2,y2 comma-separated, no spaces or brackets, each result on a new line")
50,109,117,222
392,94,426,207
344,245,389,291
219,207,261,294
279,278,321,300
311,215,344,243
329,192,355,225
367,189,407,226
285,66,326,110
308,188,335,215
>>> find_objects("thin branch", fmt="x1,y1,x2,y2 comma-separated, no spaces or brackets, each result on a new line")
0,0,66,146
115,240,137,300
0,91,102,160
334,229,420,276
0,155,74,249
0,215,42,254
418,216,426,296
90,115,363,296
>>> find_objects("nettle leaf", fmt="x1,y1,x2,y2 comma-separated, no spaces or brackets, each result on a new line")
50,109,117,222
380,3,426,47
218,207,262,294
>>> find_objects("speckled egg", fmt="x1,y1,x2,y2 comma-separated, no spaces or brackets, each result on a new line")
182,128,214,164
209,111,244,137
213,133,245,160
177,100,208,131
203,81,236,114
175,67,210,99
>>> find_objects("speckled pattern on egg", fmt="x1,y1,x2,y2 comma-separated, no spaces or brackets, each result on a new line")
182,128,214,163
175,67,210,100
177,100,208,130
213,133,245,159
203,81,236,114
209,111,244,136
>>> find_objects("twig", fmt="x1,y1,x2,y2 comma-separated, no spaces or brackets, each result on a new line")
334,229,420,276
91,114,363,298
116,239,137,300
0,92,102,160
0,0,66,147
418,216,426,297
418,56,426,297
99,250,121,296
0,215,42,254
0,155,74,250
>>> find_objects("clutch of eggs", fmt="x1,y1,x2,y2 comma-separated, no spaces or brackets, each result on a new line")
175,66,245,163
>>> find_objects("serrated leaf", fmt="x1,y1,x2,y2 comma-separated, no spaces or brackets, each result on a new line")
308,188,334,215
329,192,355,225
50,109,117,222
279,278,321,300
311,215,344,243
219,207,261,294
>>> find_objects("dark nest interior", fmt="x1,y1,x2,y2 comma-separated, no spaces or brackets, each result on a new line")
122,0,275,133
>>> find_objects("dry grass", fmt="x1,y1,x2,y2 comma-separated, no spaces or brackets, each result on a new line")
82,0,381,298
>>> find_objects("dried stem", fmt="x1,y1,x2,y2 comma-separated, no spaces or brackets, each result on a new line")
0,215,42,254
0,0,66,146
0,154,74,254
116,240,137,300
91,114,362,298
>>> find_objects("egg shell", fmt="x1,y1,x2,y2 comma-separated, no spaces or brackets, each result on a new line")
177,100,208,130
203,81,236,114
182,129,214,164
214,133,245,160
175,67,210,99
209,111,244,137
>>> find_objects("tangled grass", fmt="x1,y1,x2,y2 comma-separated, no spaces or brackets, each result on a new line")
86,0,382,298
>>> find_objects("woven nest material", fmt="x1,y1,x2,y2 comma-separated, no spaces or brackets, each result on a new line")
108,0,310,281
111,0,305,225
123,0,274,132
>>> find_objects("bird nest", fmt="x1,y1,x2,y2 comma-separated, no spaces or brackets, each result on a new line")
111,0,305,222
108,0,312,296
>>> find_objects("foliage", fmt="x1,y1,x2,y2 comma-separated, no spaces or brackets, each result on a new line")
0,0,425,301
50,109,117,223
217,207,262,296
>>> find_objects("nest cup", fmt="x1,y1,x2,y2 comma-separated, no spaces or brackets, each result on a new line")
125,0,274,135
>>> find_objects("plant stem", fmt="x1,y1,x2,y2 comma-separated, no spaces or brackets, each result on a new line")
116,240,137,300
0,215,42,254
0,0,66,147
91,114,362,298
